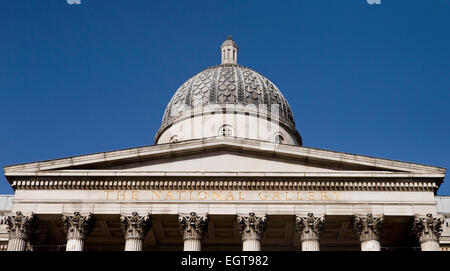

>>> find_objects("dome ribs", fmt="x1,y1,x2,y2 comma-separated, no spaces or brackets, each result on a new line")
209,66,221,103
235,66,245,104
217,65,237,104
161,64,296,129
183,72,199,108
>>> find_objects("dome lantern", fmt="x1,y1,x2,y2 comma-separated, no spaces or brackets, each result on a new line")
221,36,238,65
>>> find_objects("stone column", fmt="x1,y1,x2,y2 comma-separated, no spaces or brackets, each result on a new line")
62,212,95,251
352,214,384,251
412,214,444,251
178,212,208,251
120,212,151,251
6,212,35,251
237,213,266,251
295,213,324,251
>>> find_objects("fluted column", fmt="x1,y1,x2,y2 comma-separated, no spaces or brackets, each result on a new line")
6,212,35,251
237,213,266,251
179,212,208,251
120,212,151,251
295,213,324,251
352,214,383,251
412,214,444,251
62,212,95,251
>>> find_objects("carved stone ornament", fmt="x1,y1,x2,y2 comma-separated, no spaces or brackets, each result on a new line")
62,212,96,240
295,213,325,241
120,212,152,240
352,214,384,242
179,212,208,241
237,213,267,241
6,211,35,240
412,214,444,243
162,64,295,128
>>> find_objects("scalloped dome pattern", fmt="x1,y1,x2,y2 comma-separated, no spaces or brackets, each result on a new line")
161,64,295,128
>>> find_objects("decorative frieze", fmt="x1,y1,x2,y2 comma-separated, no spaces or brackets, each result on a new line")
352,214,384,242
10,178,439,192
62,212,95,241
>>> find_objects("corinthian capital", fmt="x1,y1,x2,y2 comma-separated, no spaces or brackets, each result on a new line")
179,212,208,240
295,213,325,241
412,214,444,243
352,214,383,242
121,212,152,240
237,213,266,241
6,211,35,240
62,212,96,240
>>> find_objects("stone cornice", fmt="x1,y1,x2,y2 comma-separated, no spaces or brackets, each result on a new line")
3,137,446,175
9,177,439,192
4,170,444,178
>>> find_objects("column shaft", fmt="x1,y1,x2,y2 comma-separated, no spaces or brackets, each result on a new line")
125,238,143,251
183,238,202,251
420,240,440,251
301,239,320,251
243,239,261,251
6,238,26,251
66,238,85,251
361,240,381,251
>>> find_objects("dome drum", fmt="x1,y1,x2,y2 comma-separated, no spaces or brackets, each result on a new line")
155,103,302,145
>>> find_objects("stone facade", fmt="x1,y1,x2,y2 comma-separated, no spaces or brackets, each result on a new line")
0,38,448,251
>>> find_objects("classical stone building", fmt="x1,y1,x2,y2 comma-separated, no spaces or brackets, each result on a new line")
1,37,449,251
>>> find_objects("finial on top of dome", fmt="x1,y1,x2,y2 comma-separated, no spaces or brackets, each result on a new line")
221,36,238,65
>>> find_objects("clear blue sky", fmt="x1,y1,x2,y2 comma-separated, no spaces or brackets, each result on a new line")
0,0,449,195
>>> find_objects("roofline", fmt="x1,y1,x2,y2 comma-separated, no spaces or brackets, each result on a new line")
3,136,446,174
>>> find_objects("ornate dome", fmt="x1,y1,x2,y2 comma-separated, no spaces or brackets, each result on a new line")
161,64,295,128
156,37,301,146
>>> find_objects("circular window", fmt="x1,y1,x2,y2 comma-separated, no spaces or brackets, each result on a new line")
218,124,234,136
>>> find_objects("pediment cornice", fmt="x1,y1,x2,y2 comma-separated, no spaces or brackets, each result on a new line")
3,137,446,177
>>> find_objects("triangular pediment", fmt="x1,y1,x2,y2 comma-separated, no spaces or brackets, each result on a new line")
3,137,446,179
99,149,387,172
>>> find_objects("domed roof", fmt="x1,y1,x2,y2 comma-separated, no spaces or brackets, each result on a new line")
161,63,296,128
